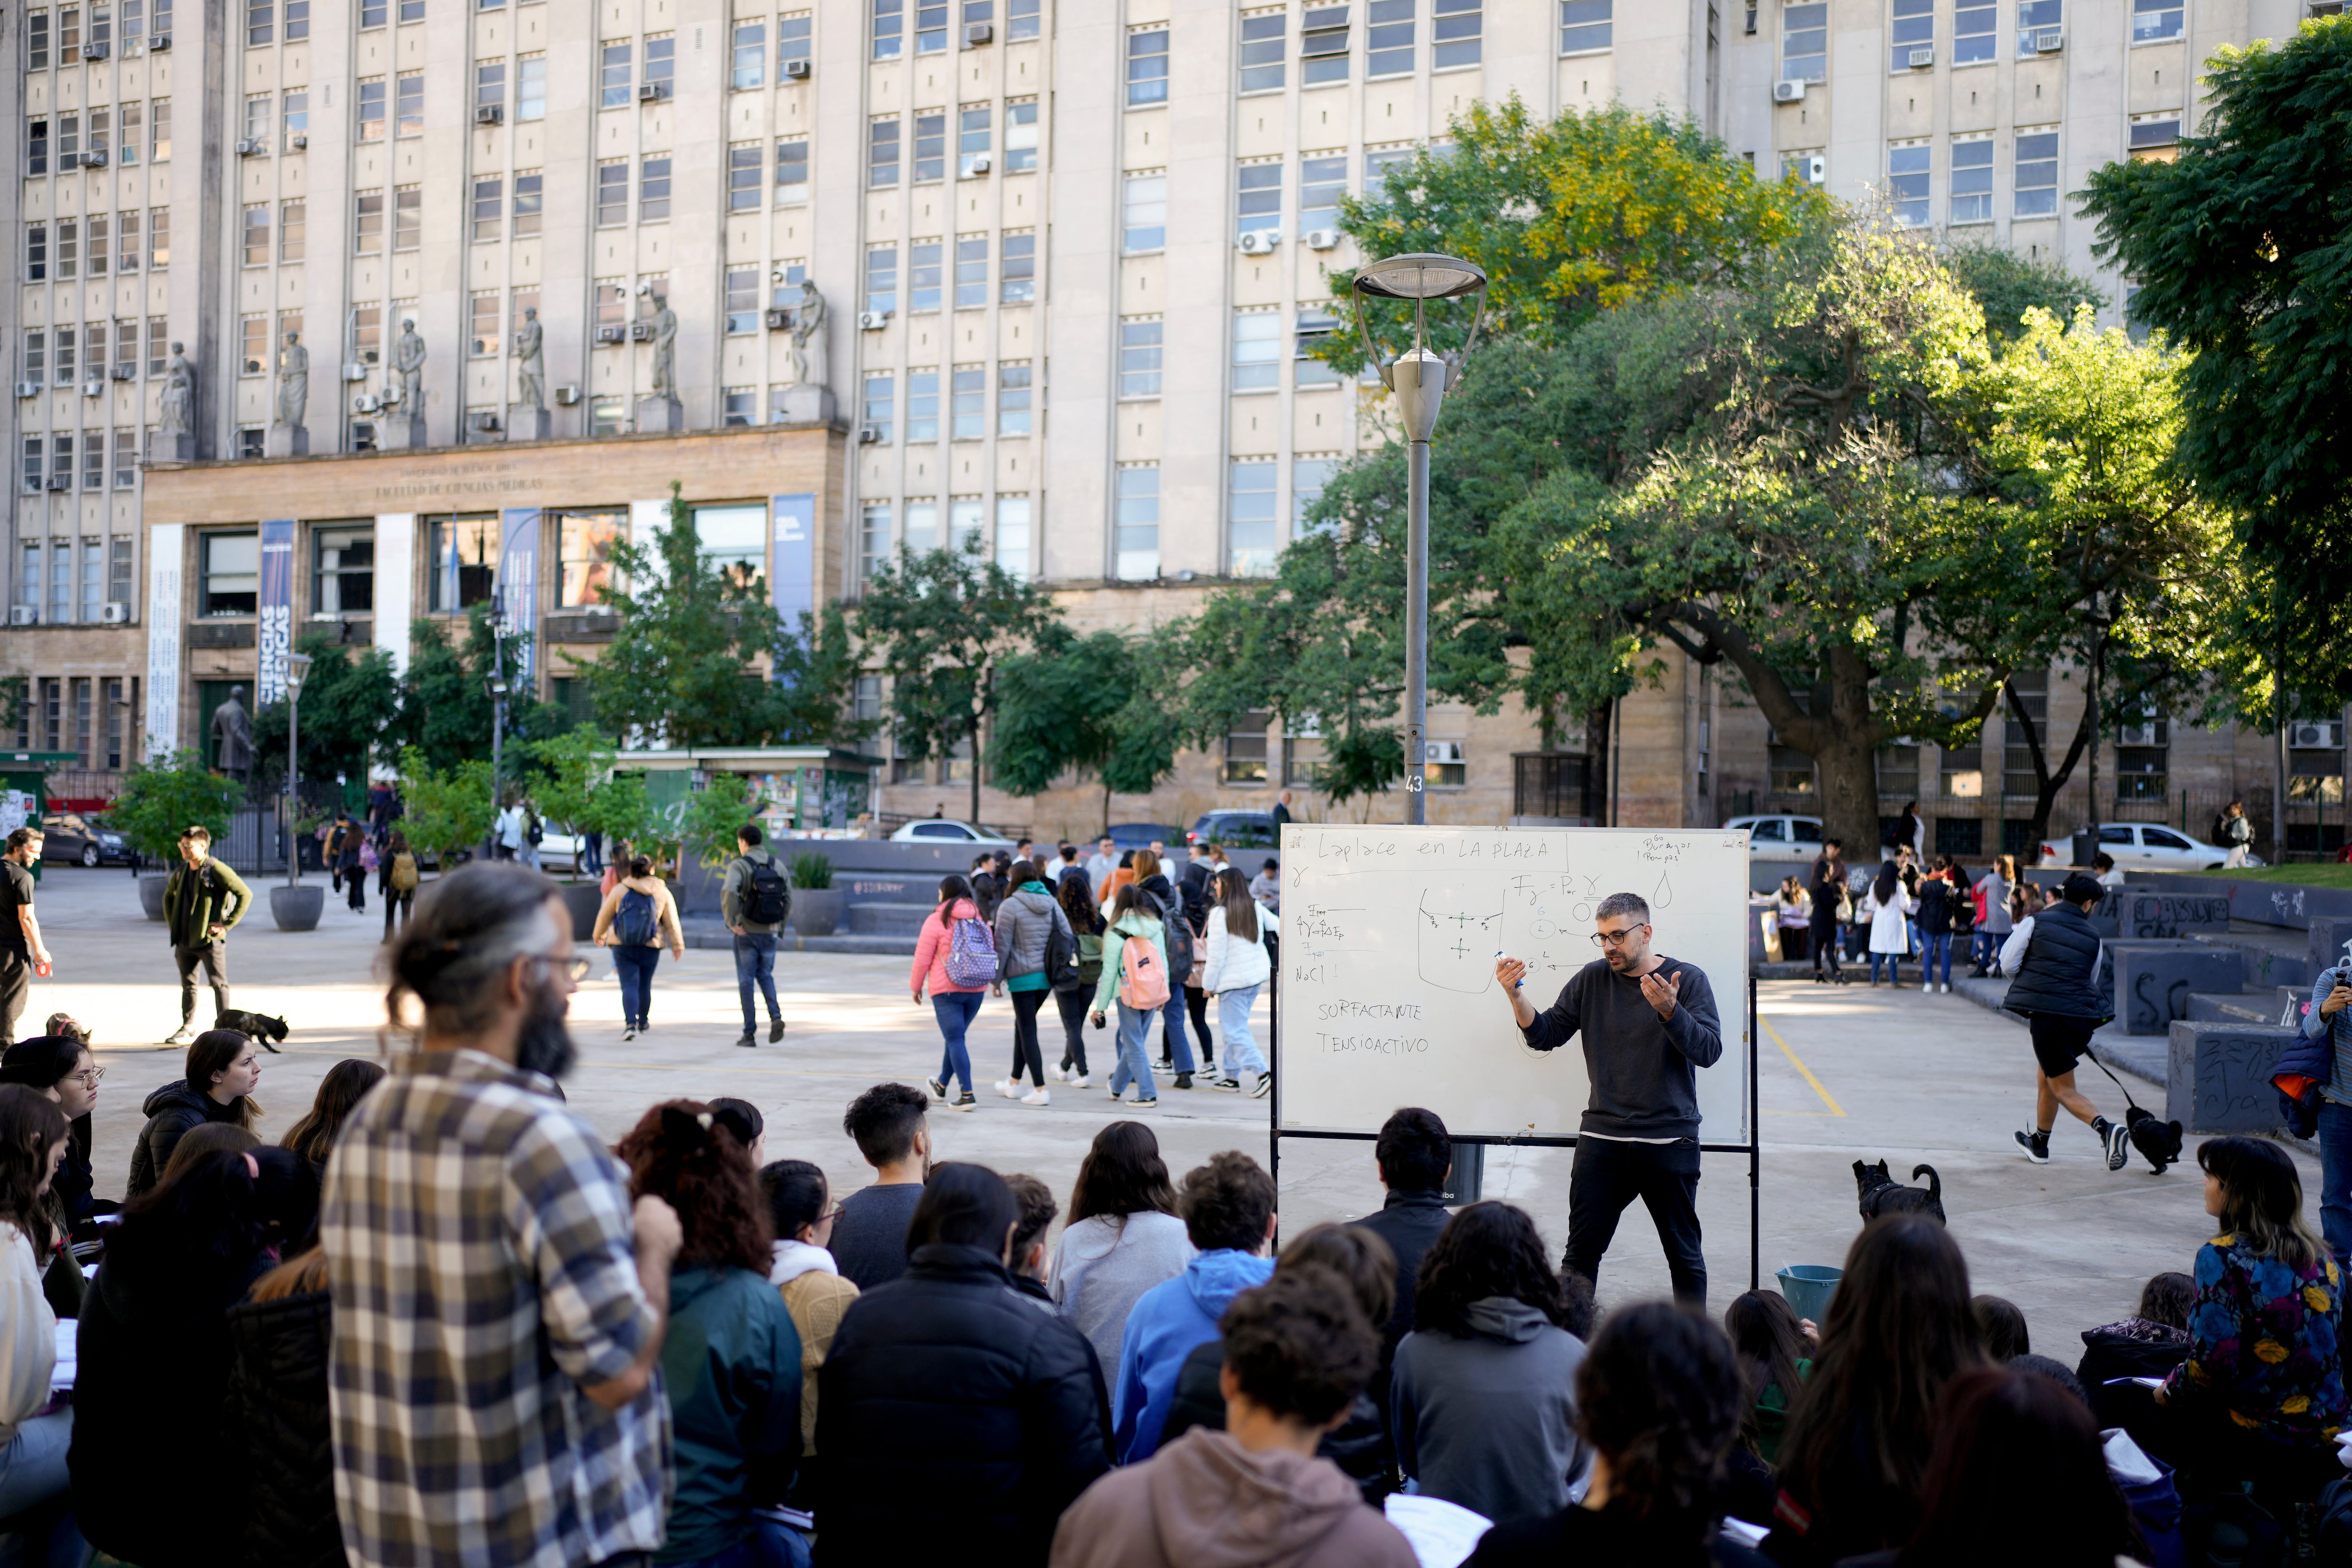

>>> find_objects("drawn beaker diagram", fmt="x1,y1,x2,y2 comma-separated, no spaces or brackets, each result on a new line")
1418,888,1503,993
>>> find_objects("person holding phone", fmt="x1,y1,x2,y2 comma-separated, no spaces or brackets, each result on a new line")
0,827,52,1043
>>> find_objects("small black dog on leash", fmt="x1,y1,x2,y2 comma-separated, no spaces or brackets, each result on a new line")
1854,1160,1946,1224
215,1008,290,1054
2123,1105,2183,1174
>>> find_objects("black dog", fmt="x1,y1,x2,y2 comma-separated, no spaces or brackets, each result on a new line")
2125,1105,2183,1174
1854,1160,1945,1224
215,1008,290,1054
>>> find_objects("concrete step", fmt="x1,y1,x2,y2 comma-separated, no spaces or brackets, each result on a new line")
2185,925,2317,989
2187,991,2287,1026
847,901,935,937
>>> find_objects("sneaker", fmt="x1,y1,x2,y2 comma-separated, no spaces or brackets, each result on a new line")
2099,1118,2132,1172
1940,983,1951,994
926,1076,949,1101
1173,1072,1194,1090
769,1017,787,1043
994,1078,1020,1099
162,1026,192,1046
734,1030,758,1049
953,1091,977,1112
1069,1073,1091,1089
1251,1073,1274,1099
1209,1076,1244,1092
1020,1087,1050,1106
1049,1065,1068,1083
1922,981,1933,994
622,1027,637,1042
1133,1097,1158,1107
2014,1127,2050,1164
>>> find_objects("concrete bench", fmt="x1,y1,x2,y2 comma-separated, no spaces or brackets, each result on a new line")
2112,946,2248,1035
2165,1020,2297,1134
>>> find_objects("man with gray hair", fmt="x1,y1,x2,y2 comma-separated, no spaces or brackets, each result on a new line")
1494,890,1723,1306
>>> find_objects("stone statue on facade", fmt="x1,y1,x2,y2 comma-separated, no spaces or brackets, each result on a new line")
274,332,309,428
393,318,426,409
210,687,255,783
515,308,545,410
649,296,679,400
158,343,196,436
787,281,828,387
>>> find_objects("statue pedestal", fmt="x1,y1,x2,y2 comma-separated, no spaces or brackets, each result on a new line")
267,425,310,458
635,395,683,433
506,406,551,442
148,432,195,463
772,385,835,425
383,413,429,450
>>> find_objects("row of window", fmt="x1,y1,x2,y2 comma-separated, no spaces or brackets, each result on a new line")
1117,146,1430,255
727,16,815,88
873,0,1041,59
859,237,1037,317
857,497,1035,583
24,100,168,173
1780,0,2173,82
865,102,1040,187
18,431,144,494
1235,0,1485,96
1220,710,1355,790
25,210,168,279
22,1,172,69
1101,458,1337,582
858,366,1036,442
5,676,135,774
1883,130,2060,225
21,320,171,386
11,542,135,634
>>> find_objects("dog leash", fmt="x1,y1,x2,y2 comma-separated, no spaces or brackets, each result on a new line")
2083,1050,2145,1113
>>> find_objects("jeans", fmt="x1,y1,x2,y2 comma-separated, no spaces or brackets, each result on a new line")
1869,951,1902,984
933,990,984,1094
173,940,230,1024
1920,932,1952,986
1217,985,1267,1077
0,1409,85,1568
1156,997,1198,1074
1006,986,1049,1087
2319,1099,2352,1269
1109,1002,1159,1100
663,1518,810,1568
1052,985,1091,1077
583,832,604,876
1563,1136,1707,1309
734,933,780,1029
612,945,661,1028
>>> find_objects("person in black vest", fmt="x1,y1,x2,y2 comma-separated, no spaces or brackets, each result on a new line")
2001,872,2131,1170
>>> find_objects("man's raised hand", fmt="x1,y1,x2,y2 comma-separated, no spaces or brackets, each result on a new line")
1640,968,1683,1021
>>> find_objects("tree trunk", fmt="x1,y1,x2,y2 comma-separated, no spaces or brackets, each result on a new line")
2009,678,2094,862
1586,702,1613,825
1812,728,1882,862
1102,779,1113,838
968,716,983,827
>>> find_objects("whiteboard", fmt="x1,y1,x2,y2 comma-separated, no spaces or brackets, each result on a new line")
1276,825,1751,1144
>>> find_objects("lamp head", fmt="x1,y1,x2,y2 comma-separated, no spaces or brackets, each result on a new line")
283,652,313,698
1349,253,1488,302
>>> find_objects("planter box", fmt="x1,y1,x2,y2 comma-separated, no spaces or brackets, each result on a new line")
789,888,843,937
137,874,168,923
270,884,326,932
557,881,606,943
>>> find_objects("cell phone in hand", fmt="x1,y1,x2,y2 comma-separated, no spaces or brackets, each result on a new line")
1092,1013,1105,1030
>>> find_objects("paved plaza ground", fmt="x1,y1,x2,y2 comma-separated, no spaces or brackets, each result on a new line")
20,862,2282,1351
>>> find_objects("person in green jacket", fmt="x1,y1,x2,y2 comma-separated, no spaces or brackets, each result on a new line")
162,824,252,1045
1089,884,1169,1107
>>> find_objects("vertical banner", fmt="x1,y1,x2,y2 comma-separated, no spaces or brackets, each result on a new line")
498,507,541,685
254,519,296,707
770,493,817,686
144,524,184,761
372,513,415,679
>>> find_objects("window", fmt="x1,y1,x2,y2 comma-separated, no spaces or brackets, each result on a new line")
248,0,273,46
732,20,765,88
1950,137,1993,223
2130,116,2181,162
242,205,270,266
19,444,39,500
997,231,1035,304
595,279,626,337
352,190,385,252
640,156,671,221
2132,0,2180,41
914,112,946,181
234,317,264,377
58,8,78,54
1303,4,1349,83
993,496,1030,576
779,13,811,68
394,184,421,248
1120,319,1162,397
957,103,991,178
601,40,631,108
950,366,985,438
863,374,894,441
86,323,107,381
352,305,381,366
144,206,167,271
2018,0,2060,55
644,33,675,95
362,0,385,23
1003,100,1038,172
90,107,112,163
397,73,424,136
590,395,623,435
869,118,901,187
1116,467,1160,579
27,11,50,68
200,531,260,616
721,387,757,426
1299,154,1346,233
906,371,940,440
244,94,272,148
596,161,628,225
1127,28,1168,106
25,120,48,178
1293,456,1336,527
90,4,112,51
469,293,499,356
954,236,987,307
1367,0,1413,75
476,61,505,113
510,171,542,237
2014,129,2058,217
995,363,1033,436
52,324,74,384
86,213,108,279
518,55,546,120
56,113,76,164
1238,160,1283,235
1295,308,1341,386
147,317,167,375
1240,10,1285,91
427,516,499,612
1233,310,1282,390
915,0,947,52
1224,710,1271,783
729,143,762,210
1954,0,1994,62
1007,0,1037,39
21,332,42,385
874,0,903,58
282,91,308,145
313,525,373,616
278,199,304,261
1123,174,1167,252
1890,0,1931,70
1780,1,1824,79
118,209,141,272
49,435,71,485
1888,143,1930,227
557,509,626,605
1434,0,1480,67
776,137,809,197
866,246,898,314
108,541,133,624
119,101,142,165
902,500,937,552
25,225,47,282
1229,463,1279,576
358,79,386,141
726,269,760,334
910,241,943,311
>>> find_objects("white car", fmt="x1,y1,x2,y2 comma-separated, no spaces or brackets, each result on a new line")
890,818,1015,846
2039,823,2258,871
1722,813,1827,861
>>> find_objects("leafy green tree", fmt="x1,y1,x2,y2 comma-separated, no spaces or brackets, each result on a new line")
250,631,402,798
583,773,661,866
395,746,496,873
395,606,555,775
108,750,244,863
852,540,1060,824
680,772,766,871
1939,244,2103,347
525,725,614,880
987,626,1193,826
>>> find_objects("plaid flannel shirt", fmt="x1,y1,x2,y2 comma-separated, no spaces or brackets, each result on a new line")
324,1049,671,1568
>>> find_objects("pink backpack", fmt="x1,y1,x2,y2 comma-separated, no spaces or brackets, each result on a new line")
1117,932,1170,1010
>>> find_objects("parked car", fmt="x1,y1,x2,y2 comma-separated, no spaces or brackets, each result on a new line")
1105,822,1182,852
1188,809,1281,850
2038,823,2257,872
1722,813,1827,861
890,818,1015,845
39,812,135,868
536,831,582,874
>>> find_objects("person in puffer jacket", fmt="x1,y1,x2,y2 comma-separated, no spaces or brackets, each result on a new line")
992,861,1073,1107
1199,868,1279,1098
1113,1152,1277,1462
226,1248,345,1568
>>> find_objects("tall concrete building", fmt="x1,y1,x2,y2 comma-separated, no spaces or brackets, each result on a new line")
4,0,2342,852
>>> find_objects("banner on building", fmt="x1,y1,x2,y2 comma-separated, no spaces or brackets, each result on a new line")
770,493,816,684
373,514,416,679
145,524,183,761
255,519,297,707
498,508,541,683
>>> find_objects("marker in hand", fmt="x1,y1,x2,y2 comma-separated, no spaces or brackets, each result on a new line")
1496,952,1523,989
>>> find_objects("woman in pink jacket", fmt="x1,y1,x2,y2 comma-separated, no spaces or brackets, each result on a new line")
911,874,986,1112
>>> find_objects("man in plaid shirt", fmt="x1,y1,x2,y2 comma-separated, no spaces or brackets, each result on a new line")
324,862,684,1568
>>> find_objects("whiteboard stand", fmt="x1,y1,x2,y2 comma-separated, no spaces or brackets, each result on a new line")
1268,973,1762,1295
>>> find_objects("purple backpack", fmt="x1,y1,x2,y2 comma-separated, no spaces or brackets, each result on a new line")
944,912,998,988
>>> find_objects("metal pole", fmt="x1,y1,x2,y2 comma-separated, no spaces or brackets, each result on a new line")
1406,436,1430,824
285,691,300,887
1749,972,1761,1292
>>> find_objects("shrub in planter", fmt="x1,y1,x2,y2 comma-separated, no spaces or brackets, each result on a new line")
788,852,834,890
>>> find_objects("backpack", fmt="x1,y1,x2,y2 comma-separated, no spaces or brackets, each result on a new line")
1118,931,1171,1011
1075,932,1105,988
1044,906,1083,992
616,886,658,947
1148,889,1195,981
944,911,998,988
389,852,418,893
738,855,793,927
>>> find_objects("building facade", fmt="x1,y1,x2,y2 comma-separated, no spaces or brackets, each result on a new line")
4,0,2343,847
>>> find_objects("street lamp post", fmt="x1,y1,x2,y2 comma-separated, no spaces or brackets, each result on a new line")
283,652,313,887
1348,254,1487,824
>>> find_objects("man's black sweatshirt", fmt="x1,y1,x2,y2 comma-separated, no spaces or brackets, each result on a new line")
1518,957,1724,1138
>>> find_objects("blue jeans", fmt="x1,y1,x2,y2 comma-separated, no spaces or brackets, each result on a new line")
1870,951,1902,983
1920,932,1952,986
1218,984,1266,1077
933,990,984,1094
612,945,661,1028
1158,997,1198,1074
1109,1002,1159,1100
734,933,780,1028
2319,1099,2352,1269
668,1518,810,1568
0,1409,85,1568
583,831,604,876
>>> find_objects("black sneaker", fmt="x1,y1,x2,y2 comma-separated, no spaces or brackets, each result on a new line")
735,1031,758,1049
1208,1076,1243,1092
769,1017,786,1043
2098,1118,2132,1172
1173,1072,1194,1090
926,1076,949,1101
1251,1073,1273,1100
2014,1127,2050,1164
953,1091,977,1112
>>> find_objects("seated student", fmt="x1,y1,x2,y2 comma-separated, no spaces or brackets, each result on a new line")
817,1163,1108,1566
1112,1151,1277,1462
1049,1269,1419,1568
1350,1108,1454,1368
1465,1303,1771,1568
826,1083,933,1290
2078,1271,2194,1435
1724,1288,1813,1465
1005,1173,1059,1309
225,1247,341,1568
1049,1122,1193,1377
0,1087,84,1568
762,1159,858,1557
1389,1202,1590,1528
1973,1296,2029,1361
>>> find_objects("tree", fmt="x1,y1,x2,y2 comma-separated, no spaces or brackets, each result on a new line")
851,539,1060,824
395,745,496,873
526,725,613,881
109,750,244,863
988,625,1195,828
680,772,766,870
395,606,560,776
251,631,402,798
1939,244,2102,347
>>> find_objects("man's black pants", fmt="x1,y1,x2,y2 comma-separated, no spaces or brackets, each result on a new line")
0,949,30,1044
174,941,230,1025
1563,1135,1707,1308
1810,908,1842,977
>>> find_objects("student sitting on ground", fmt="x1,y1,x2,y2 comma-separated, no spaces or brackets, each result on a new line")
1973,1296,2029,1361
1724,1288,1813,1465
825,1083,933,1291
2077,1271,2194,1436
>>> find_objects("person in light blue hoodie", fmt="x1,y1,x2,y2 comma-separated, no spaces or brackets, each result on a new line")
1111,1150,1277,1461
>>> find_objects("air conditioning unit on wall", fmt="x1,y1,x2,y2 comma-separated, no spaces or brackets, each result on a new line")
1238,231,1279,255
2288,721,2345,751
1908,45,1935,67
1772,79,1806,103
100,602,130,624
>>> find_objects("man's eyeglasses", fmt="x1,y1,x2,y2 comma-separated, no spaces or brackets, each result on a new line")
531,956,595,984
1591,925,1650,949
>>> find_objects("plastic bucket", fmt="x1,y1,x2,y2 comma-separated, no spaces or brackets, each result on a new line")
1776,1265,1842,1323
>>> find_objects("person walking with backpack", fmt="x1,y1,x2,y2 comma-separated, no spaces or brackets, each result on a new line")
1132,850,1205,1088
379,830,419,939
329,812,367,914
723,823,792,1050
991,859,1072,1107
912,874,991,1112
1090,884,1173,1107
1050,871,1105,1089
1202,867,1279,1098
593,854,684,1041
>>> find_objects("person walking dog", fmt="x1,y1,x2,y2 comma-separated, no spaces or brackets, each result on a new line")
2003,871,2132,1172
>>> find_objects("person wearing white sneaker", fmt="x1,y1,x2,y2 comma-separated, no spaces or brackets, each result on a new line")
991,860,1071,1106
1200,868,1279,1097
2000,872,2131,1173
1051,871,1107,1089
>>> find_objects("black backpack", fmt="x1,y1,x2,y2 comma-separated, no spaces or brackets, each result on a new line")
739,856,792,926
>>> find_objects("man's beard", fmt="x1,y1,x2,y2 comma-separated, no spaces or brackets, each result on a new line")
515,978,577,1081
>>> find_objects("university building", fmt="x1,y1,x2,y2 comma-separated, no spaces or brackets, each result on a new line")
3,0,2342,849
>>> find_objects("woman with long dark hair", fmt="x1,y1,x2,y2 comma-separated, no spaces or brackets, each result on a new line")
280,1057,388,1179
0,1086,81,1565
1201,866,1279,1097
990,858,1072,1106
1766,1215,1985,1566
1389,1202,1590,1527
1049,1121,1192,1374
618,1101,802,1568
912,873,987,1111
1723,1288,1811,1462
127,1028,264,1201
1049,869,1105,1087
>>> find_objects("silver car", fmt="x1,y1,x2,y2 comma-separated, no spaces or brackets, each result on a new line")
1722,813,1827,861
2040,823,2256,871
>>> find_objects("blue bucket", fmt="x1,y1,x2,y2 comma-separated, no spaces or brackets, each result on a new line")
1776,1264,1842,1323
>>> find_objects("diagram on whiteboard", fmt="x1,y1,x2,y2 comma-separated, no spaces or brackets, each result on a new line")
1417,890,1503,993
